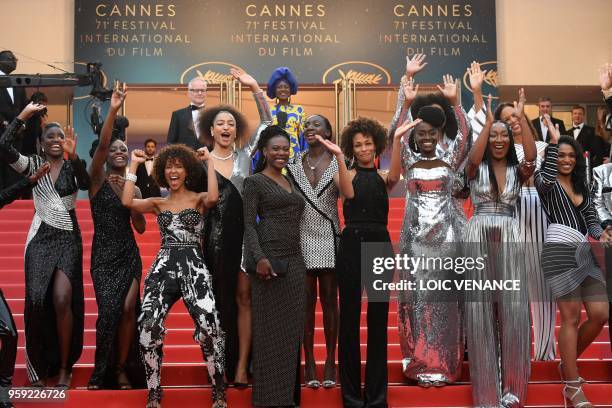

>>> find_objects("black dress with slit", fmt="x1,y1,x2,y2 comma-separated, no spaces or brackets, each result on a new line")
0,118,90,383
202,172,243,382
88,181,145,388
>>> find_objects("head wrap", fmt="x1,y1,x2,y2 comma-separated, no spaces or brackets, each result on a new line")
266,67,299,99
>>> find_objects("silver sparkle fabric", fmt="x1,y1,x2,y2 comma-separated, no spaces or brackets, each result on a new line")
463,163,531,408
228,90,273,194
396,103,471,384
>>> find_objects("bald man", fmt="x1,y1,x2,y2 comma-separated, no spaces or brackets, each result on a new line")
166,77,207,150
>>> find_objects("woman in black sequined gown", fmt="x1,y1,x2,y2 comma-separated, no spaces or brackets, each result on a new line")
0,103,89,387
122,144,226,408
198,68,272,384
87,86,146,390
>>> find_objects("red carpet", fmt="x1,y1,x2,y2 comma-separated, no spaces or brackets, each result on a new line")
1,199,611,407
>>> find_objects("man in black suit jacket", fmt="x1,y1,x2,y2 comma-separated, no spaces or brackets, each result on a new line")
166,77,207,150
531,96,567,142
135,138,162,198
570,105,606,169
0,50,28,190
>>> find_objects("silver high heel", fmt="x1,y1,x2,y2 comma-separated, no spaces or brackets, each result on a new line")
562,380,593,408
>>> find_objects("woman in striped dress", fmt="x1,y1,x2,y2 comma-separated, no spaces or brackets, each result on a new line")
496,101,556,361
535,118,610,408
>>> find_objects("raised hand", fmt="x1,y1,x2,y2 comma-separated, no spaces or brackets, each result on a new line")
513,88,526,120
467,61,487,93
543,114,560,144
599,63,612,91
436,74,458,105
485,94,494,123
131,149,146,164
29,162,50,184
316,135,343,157
196,146,211,162
394,118,423,140
17,102,46,121
405,53,427,78
110,82,127,111
230,68,258,89
63,126,78,160
402,77,419,103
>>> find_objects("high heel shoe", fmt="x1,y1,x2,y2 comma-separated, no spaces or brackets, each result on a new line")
558,361,586,384
563,380,593,408
116,364,132,390
146,387,163,408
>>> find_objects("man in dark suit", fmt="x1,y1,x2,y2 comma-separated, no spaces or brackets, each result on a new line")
0,50,28,190
570,105,606,169
166,77,207,150
135,138,161,198
531,96,567,142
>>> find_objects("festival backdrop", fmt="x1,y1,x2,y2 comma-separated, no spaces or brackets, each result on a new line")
73,0,497,163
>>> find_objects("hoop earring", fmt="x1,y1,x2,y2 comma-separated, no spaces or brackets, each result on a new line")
275,98,279,105
349,156,355,169
287,96,291,105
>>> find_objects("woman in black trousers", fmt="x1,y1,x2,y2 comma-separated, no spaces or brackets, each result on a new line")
329,117,417,408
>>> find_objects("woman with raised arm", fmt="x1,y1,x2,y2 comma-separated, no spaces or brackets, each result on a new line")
242,125,306,407
197,67,272,386
536,118,610,408
493,85,556,362
86,84,146,390
463,94,535,407
0,103,89,388
335,117,415,408
121,145,226,408
390,73,471,387
286,114,341,389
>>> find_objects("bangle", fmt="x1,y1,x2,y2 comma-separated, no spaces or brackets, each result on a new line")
126,173,137,183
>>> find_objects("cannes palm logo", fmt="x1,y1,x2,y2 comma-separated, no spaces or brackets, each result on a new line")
322,61,392,85
180,62,247,84
462,60,498,98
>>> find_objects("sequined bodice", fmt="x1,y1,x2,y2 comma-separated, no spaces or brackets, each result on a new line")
401,165,458,243
470,163,521,215
91,182,135,246
157,208,203,247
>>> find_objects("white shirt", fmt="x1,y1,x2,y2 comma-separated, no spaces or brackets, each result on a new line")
539,116,548,140
0,69,14,103
144,158,154,176
190,104,204,140
572,122,584,139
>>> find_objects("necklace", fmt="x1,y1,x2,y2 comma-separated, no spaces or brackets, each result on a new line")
305,151,327,170
210,150,234,161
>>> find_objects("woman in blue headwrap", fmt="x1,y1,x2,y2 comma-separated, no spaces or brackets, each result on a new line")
266,66,307,159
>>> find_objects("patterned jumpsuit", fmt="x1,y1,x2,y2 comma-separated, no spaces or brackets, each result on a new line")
139,208,225,399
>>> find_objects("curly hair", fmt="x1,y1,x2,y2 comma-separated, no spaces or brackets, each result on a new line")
152,144,203,190
340,117,388,160
253,125,290,173
410,93,458,141
198,105,248,149
555,135,589,197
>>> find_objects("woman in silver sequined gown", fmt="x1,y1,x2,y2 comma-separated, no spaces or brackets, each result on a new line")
0,104,89,388
390,75,471,386
197,68,272,385
463,94,536,408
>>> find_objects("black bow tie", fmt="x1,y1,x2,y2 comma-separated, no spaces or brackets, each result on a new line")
571,126,581,132
190,105,203,111
145,157,154,161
